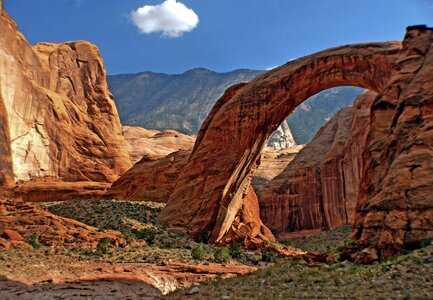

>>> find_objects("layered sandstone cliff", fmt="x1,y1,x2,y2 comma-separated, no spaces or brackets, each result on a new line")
349,26,433,261
0,12,131,183
258,91,375,236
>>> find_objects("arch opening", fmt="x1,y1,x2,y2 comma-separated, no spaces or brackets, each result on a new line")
255,86,372,246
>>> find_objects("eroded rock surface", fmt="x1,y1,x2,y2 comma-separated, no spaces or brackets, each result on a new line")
0,12,131,183
123,126,195,164
258,91,376,237
107,150,191,202
158,40,401,245
350,26,433,261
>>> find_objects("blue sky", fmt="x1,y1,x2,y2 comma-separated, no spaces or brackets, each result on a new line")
5,0,433,75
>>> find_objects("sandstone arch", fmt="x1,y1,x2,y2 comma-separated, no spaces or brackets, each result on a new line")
158,41,402,244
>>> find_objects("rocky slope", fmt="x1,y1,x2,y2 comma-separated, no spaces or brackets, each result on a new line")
108,68,263,135
258,91,376,236
106,150,191,202
0,11,131,183
123,126,195,164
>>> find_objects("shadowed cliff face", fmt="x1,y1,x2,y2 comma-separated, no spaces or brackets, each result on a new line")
258,91,377,236
0,12,131,183
158,39,401,245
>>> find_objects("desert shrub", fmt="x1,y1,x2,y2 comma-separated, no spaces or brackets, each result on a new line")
229,243,242,258
402,239,432,251
136,228,157,246
191,243,206,260
26,233,41,249
96,237,112,254
261,250,277,262
214,246,231,263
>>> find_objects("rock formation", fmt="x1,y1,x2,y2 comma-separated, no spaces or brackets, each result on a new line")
0,12,131,184
251,145,303,190
267,120,297,149
123,126,195,164
258,91,376,237
349,26,433,261
106,150,191,202
158,40,401,246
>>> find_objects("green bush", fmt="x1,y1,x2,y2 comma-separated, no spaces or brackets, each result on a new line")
136,228,157,246
26,233,41,249
229,243,242,258
214,246,231,263
96,237,112,254
261,250,277,262
191,243,206,260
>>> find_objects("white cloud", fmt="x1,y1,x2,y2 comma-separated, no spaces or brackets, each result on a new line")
131,0,199,38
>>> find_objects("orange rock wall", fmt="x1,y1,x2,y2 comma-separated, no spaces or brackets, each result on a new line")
0,12,131,183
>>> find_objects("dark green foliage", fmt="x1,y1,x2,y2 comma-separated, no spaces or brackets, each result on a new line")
402,239,432,251
261,250,277,262
229,243,242,258
25,233,41,249
194,231,210,243
136,228,157,246
191,243,206,260
214,246,231,263
96,237,113,254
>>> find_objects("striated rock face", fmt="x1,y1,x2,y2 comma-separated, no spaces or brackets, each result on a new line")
258,91,376,236
106,150,191,202
350,26,433,261
0,91,13,188
123,126,195,164
0,12,131,183
158,40,401,245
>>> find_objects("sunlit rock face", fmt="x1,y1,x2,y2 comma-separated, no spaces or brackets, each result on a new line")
267,120,297,149
0,12,131,183
351,26,433,261
122,126,195,164
258,91,376,236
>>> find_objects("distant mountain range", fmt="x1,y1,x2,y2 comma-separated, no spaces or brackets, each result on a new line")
108,68,363,144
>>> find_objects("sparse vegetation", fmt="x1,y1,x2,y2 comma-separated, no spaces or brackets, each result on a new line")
25,233,41,249
213,246,231,263
96,237,113,254
191,243,206,261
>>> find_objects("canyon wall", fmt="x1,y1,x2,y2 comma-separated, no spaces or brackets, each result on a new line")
0,12,131,183
350,26,433,261
258,91,375,236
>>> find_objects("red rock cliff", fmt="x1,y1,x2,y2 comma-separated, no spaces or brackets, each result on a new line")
0,12,131,183
351,26,433,261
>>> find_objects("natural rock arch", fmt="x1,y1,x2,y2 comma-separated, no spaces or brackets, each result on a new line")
158,41,402,244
